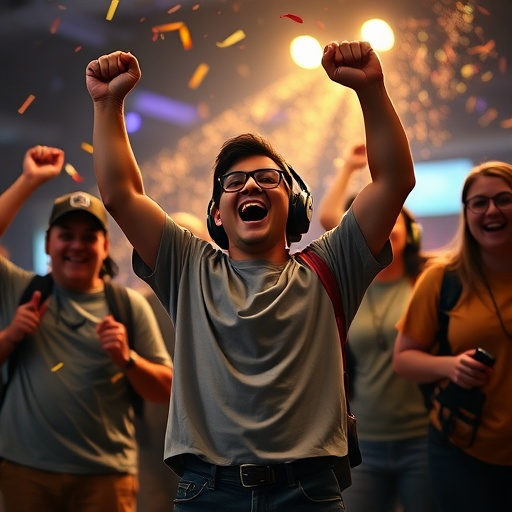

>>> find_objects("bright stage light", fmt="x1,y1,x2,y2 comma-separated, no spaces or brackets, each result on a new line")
361,19,395,52
290,35,323,70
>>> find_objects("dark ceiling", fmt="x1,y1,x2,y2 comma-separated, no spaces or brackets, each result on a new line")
1,0,512,273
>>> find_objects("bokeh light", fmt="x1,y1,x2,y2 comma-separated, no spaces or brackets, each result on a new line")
290,35,323,70
361,19,395,52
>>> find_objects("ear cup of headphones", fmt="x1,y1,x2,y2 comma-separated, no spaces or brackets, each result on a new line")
206,166,313,249
406,220,422,251
285,166,313,243
286,189,313,243
402,208,422,251
206,199,229,249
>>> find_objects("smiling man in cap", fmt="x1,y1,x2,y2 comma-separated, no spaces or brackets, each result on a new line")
0,146,173,512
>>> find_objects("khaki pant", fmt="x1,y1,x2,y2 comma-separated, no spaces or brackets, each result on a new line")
0,459,138,512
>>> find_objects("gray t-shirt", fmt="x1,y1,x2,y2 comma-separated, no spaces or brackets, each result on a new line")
0,257,172,474
133,208,391,472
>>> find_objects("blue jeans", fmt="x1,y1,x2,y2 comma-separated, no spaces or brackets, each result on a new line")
342,436,435,512
173,456,346,511
428,426,512,512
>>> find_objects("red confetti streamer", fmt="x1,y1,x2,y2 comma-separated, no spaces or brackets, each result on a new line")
279,13,303,23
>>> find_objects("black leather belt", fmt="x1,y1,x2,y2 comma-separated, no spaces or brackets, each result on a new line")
183,454,338,488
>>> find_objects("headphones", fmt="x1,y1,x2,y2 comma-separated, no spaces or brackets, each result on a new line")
206,165,313,250
402,207,422,251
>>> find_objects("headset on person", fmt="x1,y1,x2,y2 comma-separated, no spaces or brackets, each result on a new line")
206,165,313,250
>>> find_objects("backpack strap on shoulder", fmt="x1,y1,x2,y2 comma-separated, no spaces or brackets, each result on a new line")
1,274,54,411
103,281,144,417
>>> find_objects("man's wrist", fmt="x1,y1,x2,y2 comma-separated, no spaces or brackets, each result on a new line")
124,349,138,370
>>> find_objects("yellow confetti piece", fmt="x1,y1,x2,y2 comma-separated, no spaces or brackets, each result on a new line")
65,163,85,183
106,0,119,21
152,21,192,50
111,372,124,383
179,24,193,50
188,63,209,89
216,29,246,48
81,142,94,154
18,94,35,114
51,362,64,372
152,21,184,33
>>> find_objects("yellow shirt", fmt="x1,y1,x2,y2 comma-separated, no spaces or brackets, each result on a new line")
397,263,512,465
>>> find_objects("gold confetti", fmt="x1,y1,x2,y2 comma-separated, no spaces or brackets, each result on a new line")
51,362,64,372
18,94,35,114
111,372,124,383
188,63,209,89
216,29,246,48
106,0,119,21
152,21,184,33
81,142,94,154
179,24,193,50
152,21,193,50
64,163,85,183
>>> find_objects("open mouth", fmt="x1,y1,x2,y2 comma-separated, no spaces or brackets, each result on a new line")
239,202,268,222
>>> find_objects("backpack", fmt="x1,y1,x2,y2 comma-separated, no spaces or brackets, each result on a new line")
419,268,462,409
0,274,144,416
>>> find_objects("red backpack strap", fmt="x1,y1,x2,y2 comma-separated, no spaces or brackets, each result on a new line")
296,248,353,408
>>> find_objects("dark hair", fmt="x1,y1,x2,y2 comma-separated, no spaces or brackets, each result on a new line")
401,207,427,280
101,256,119,279
211,133,292,206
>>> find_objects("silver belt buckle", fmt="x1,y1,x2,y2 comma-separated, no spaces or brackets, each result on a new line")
239,463,274,488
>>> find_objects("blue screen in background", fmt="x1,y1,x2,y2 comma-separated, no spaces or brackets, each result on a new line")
405,159,473,217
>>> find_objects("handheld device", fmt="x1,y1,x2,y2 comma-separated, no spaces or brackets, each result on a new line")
472,347,496,368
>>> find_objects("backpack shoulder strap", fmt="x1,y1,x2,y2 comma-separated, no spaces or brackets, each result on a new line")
103,281,135,348
19,273,54,305
420,268,462,408
295,248,353,409
436,268,462,356
1,274,54,411
103,281,144,417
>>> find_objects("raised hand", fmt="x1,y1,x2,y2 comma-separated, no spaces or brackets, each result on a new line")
321,40,384,90
86,51,142,104
22,146,64,184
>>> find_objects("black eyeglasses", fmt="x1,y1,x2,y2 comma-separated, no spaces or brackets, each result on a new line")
219,169,284,193
464,191,512,214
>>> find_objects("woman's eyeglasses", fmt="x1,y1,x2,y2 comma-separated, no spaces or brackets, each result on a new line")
464,191,512,214
219,169,284,193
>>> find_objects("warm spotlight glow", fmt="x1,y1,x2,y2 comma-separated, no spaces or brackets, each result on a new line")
290,35,323,69
361,19,395,52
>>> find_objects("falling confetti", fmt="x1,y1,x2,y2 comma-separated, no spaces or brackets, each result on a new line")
167,4,181,14
51,362,64,372
188,63,209,89
64,163,85,183
111,372,124,383
216,29,246,48
81,142,94,154
18,94,35,114
152,21,193,50
106,0,119,21
50,18,60,34
279,13,303,23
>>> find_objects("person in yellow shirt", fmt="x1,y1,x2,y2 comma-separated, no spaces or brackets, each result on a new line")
394,161,512,512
